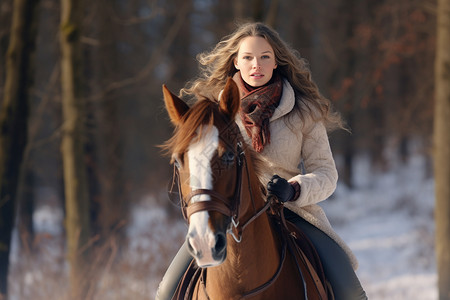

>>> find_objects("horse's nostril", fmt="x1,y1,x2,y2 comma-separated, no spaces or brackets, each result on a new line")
187,237,201,258
214,232,226,254
186,238,193,251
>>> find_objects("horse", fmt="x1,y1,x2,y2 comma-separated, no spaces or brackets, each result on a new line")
162,78,331,300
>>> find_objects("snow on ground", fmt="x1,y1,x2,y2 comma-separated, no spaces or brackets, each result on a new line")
321,154,436,300
9,153,437,299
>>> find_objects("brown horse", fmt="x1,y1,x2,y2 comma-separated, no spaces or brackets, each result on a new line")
162,78,330,300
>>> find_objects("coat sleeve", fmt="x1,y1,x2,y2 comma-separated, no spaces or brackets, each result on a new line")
287,120,338,207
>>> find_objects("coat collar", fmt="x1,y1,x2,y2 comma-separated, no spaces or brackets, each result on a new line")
270,79,295,122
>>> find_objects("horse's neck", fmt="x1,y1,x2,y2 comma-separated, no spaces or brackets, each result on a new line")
229,153,279,273
206,209,280,298
205,161,280,296
229,210,279,269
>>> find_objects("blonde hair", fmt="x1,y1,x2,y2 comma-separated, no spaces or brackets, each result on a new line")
181,22,345,131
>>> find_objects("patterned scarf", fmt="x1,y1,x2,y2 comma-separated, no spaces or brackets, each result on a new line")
233,71,283,152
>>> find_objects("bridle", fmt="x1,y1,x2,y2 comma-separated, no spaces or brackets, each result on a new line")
170,126,272,243
168,121,292,298
182,140,245,233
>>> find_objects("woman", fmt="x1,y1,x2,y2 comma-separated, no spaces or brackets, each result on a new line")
157,22,367,300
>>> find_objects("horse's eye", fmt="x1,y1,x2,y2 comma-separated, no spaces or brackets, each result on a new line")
221,150,235,165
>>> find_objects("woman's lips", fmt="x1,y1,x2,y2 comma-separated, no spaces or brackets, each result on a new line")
251,73,264,78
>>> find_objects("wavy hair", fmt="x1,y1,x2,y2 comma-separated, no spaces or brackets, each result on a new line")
180,22,345,131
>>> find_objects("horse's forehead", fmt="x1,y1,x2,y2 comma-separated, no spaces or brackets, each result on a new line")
187,126,219,195
185,119,231,150
188,125,220,156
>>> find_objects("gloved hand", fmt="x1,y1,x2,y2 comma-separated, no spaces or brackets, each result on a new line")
267,175,295,203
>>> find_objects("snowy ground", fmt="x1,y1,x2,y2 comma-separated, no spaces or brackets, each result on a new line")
9,153,437,299
321,154,436,299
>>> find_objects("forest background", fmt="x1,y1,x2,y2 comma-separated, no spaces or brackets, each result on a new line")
0,0,449,299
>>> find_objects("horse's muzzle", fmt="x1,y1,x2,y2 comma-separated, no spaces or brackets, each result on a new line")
186,230,227,267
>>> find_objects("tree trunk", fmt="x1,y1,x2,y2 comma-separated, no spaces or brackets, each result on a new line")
59,0,91,298
335,0,359,188
87,0,126,239
0,0,39,297
434,0,450,298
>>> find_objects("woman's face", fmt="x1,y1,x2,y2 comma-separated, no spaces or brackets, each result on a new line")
234,36,277,87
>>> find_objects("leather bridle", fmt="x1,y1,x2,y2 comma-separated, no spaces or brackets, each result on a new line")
165,113,307,299
168,122,296,298
172,137,271,243
182,140,245,225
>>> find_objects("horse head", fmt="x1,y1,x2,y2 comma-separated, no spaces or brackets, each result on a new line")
163,78,250,267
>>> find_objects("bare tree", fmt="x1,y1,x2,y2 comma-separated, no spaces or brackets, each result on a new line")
0,0,39,297
85,0,127,240
59,0,91,297
434,0,450,298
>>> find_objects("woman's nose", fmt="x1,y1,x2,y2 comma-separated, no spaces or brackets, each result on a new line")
252,58,261,69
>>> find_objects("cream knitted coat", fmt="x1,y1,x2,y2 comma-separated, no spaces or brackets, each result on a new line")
233,79,359,270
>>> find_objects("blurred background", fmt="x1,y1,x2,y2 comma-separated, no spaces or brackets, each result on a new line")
0,0,444,299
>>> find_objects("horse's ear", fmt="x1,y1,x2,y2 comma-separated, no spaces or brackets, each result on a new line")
219,77,240,119
162,84,190,126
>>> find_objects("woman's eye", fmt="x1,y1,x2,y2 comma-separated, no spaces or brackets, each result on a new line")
262,55,270,59
243,56,252,60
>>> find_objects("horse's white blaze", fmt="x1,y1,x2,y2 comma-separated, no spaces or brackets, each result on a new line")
187,126,220,266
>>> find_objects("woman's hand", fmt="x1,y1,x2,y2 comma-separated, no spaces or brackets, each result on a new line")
267,175,297,203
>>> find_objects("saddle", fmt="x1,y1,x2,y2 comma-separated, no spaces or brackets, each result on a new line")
171,209,334,300
281,215,334,299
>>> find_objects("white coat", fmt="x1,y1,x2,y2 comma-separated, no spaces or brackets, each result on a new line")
234,79,359,270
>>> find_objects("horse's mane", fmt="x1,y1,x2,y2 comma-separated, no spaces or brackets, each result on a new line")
245,145,268,198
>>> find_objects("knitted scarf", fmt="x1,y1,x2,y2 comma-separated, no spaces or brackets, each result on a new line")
233,71,283,152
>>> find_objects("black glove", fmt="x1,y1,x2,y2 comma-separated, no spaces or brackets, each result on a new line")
267,175,295,203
